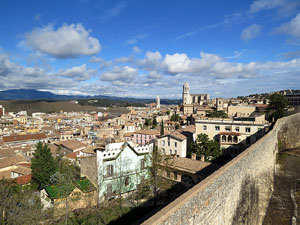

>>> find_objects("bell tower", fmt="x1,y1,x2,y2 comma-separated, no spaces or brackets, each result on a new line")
182,82,191,104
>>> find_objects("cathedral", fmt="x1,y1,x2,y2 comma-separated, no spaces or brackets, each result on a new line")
182,82,209,115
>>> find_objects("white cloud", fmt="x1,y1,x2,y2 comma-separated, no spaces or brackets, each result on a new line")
57,64,96,81
274,12,300,39
100,66,138,82
241,24,262,41
249,0,299,16
23,23,101,58
125,33,147,45
138,51,162,71
89,56,113,68
100,2,126,22
250,0,285,13
133,46,142,53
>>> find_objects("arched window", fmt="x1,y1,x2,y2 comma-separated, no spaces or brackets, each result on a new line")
233,136,238,143
228,136,232,143
222,135,226,142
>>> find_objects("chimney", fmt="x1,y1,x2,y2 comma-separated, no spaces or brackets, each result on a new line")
191,153,196,160
201,155,205,162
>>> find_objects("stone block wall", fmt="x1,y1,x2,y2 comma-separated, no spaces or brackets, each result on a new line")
142,112,300,225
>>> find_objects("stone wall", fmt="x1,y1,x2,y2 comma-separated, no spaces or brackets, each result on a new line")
80,156,98,188
142,112,300,225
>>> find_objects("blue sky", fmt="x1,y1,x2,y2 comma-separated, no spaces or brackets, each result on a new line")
0,0,300,99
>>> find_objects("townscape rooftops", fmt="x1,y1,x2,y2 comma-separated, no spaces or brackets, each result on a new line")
167,157,212,174
0,154,27,169
15,174,32,185
3,133,47,143
56,140,87,151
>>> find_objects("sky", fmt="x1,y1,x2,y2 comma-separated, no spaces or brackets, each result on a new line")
0,0,300,99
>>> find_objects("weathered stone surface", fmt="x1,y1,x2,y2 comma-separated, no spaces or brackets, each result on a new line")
142,113,300,225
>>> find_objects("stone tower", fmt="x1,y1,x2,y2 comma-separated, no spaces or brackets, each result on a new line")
156,95,160,109
183,82,191,104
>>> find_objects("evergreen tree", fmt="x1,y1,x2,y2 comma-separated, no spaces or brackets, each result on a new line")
160,120,164,135
31,142,57,189
268,94,288,121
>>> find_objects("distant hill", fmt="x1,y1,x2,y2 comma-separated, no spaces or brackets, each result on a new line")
0,89,181,105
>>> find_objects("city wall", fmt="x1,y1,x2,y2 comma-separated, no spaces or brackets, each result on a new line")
142,112,300,225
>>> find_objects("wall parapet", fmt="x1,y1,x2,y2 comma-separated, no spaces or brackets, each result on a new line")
142,112,300,225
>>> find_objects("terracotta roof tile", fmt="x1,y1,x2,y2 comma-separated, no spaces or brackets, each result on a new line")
3,133,47,143
15,174,32,185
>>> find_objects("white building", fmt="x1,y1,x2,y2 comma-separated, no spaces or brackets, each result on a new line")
158,126,196,158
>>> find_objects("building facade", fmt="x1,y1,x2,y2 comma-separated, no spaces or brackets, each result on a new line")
182,82,209,115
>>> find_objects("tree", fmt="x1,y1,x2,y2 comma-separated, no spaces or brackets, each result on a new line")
145,147,173,206
189,134,221,161
31,142,58,189
152,118,158,128
0,179,44,224
160,120,164,136
268,94,288,121
207,110,228,118
170,114,180,122
144,118,152,127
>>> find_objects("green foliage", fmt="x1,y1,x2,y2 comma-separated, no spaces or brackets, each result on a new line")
189,134,222,161
152,118,158,128
144,118,152,127
207,110,228,118
269,94,288,109
160,120,164,135
76,178,95,192
31,142,58,189
170,114,180,121
268,94,288,121
0,179,44,224
166,110,170,115
175,123,180,130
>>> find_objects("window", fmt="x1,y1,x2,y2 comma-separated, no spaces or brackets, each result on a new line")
141,159,145,170
173,171,177,180
124,177,130,186
162,140,165,146
225,126,231,131
245,127,251,133
174,142,177,147
174,150,177,155
107,165,114,177
215,126,220,131
168,141,170,146
170,149,172,155
162,148,165,154
203,125,207,131
235,127,240,132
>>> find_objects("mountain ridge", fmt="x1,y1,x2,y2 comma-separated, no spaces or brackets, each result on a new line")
0,89,181,104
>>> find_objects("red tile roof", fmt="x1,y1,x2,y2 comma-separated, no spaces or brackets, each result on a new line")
3,133,47,143
15,174,32,185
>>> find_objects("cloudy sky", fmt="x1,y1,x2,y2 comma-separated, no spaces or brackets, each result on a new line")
1,0,300,99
